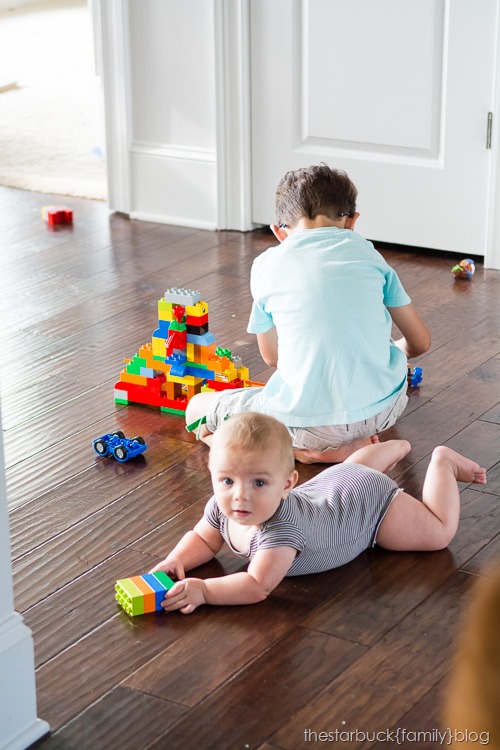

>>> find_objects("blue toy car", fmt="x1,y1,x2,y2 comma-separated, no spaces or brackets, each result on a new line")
92,431,147,462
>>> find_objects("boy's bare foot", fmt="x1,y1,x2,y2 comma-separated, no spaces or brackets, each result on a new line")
432,446,487,485
294,436,375,464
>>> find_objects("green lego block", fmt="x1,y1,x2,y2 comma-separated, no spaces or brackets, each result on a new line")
115,578,145,616
152,570,175,591
160,406,187,415
126,355,148,375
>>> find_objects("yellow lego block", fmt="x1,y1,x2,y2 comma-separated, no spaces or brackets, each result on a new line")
237,366,249,382
214,367,238,382
158,299,174,314
168,374,204,386
186,342,194,360
152,336,167,358
185,300,209,317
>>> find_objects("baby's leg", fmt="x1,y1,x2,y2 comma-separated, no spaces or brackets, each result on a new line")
376,446,487,551
343,439,411,473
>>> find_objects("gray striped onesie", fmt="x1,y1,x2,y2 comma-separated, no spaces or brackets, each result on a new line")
204,463,401,575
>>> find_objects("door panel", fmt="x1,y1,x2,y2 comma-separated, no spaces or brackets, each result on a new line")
251,0,497,254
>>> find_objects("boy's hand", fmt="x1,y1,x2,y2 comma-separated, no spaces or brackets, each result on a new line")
149,555,185,580
161,578,207,615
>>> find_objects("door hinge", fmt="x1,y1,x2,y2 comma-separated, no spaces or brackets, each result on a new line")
486,112,493,149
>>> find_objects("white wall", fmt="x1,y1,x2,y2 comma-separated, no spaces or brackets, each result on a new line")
0,402,50,749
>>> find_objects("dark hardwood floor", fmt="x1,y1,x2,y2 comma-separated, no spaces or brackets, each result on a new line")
1,185,499,750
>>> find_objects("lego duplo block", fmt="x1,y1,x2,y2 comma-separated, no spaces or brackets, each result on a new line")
187,331,216,346
186,312,208,327
116,287,259,414
164,287,201,306
42,205,73,226
158,299,174,320
120,371,149,386
152,336,168,358
185,300,208,317
153,321,171,338
115,571,175,616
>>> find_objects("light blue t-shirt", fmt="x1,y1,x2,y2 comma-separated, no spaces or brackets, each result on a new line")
247,227,411,427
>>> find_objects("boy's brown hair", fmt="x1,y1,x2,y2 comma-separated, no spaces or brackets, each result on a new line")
209,412,295,474
275,163,357,228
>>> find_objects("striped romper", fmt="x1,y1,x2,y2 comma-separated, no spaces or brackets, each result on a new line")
204,463,401,575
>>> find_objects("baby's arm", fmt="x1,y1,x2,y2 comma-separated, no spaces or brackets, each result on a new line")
389,303,431,358
162,545,297,614
149,517,224,580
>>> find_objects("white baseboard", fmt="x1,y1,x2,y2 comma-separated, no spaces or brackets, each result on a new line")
0,613,50,750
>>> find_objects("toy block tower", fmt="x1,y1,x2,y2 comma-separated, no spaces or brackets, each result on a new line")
115,572,175,616
114,286,262,415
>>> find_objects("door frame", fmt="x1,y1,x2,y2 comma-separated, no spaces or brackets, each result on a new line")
93,0,132,215
214,0,255,231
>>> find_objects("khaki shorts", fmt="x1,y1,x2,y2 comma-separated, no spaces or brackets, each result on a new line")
205,387,408,452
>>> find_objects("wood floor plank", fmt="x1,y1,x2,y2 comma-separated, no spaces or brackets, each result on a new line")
269,572,476,750
13,464,211,610
44,686,188,750
1,186,499,749
144,627,367,750
24,547,160,667
35,614,190,732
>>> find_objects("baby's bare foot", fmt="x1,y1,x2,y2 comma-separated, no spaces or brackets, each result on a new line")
432,446,487,484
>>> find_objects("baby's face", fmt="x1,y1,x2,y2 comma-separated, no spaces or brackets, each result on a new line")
209,443,296,527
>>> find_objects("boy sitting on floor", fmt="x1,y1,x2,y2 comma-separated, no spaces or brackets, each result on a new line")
186,163,431,464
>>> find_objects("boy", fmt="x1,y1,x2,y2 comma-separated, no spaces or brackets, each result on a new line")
186,164,431,463
150,412,486,614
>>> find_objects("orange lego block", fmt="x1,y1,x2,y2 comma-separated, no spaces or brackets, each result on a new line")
207,356,232,373
120,371,149,386
129,576,156,613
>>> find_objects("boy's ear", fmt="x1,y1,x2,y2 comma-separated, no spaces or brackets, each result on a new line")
345,212,360,231
270,224,288,243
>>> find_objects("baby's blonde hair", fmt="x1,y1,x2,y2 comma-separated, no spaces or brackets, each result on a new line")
210,412,295,474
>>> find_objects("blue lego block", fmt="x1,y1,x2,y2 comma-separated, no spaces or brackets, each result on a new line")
153,322,170,338
186,331,216,346
141,573,170,609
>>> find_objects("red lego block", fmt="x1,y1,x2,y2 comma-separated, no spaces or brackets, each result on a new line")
206,377,244,392
42,205,73,227
186,312,208,326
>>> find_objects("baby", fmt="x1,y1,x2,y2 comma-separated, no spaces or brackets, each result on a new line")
151,412,486,614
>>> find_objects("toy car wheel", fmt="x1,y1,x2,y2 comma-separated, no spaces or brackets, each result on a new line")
93,439,108,456
111,430,126,439
113,444,128,462
132,436,145,444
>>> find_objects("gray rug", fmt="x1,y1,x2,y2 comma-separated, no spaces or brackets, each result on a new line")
0,0,107,200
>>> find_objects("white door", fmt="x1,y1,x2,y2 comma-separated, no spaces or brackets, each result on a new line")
251,0,498,256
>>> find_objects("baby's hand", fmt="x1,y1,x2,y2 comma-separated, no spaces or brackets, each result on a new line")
149,555,185,580
161,578,207,615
